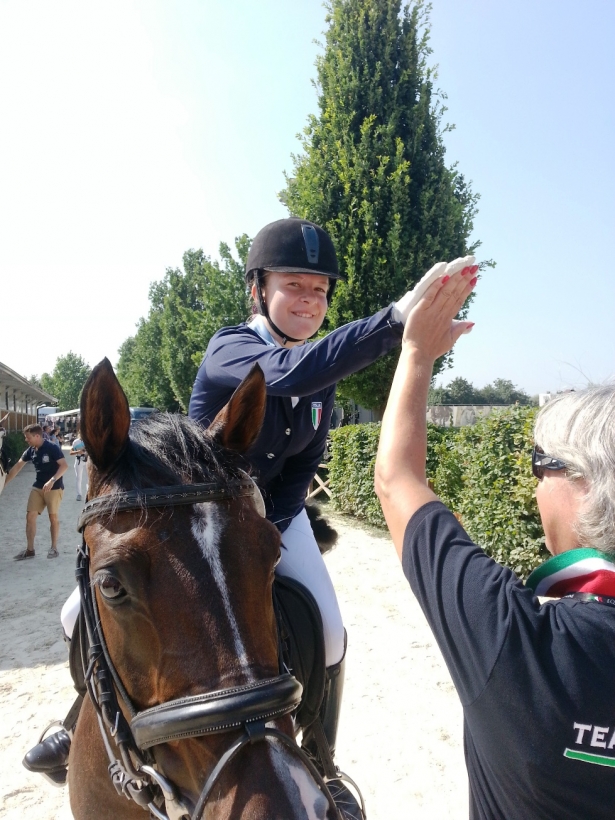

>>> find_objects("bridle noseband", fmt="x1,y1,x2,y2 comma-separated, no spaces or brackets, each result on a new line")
76,480,341,820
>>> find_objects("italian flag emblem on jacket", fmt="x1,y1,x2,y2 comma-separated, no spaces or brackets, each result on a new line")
311,402,323,430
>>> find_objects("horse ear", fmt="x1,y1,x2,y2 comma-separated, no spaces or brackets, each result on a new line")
80,358,131,472
208,364,266,452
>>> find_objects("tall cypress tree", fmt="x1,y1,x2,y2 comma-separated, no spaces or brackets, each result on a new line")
281,0,482,410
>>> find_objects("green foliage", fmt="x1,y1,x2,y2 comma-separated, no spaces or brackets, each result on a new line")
329,423,385,526
116,237,250,413
428,376,534,406
329,420,452,527
40,352,91,410
432,405,547,578
280,0,485,409
329,406,547,578
2,431,26,466
116,282,180,411
160,238,250,412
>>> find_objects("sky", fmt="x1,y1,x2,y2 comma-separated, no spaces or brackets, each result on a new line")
1,0,614,397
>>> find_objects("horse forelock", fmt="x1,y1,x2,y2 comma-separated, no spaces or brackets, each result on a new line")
87,413,249,516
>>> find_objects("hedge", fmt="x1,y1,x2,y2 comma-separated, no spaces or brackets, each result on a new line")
2,431,25,469
328,405,549,579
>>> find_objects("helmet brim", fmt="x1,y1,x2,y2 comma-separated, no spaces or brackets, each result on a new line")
261,266,343,280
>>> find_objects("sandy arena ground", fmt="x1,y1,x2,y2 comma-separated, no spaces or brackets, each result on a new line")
0,452,466,819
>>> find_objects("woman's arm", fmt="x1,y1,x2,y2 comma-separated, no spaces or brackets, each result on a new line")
375,266,477,559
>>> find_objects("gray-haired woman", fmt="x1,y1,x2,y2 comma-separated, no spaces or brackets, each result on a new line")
375,266,615,819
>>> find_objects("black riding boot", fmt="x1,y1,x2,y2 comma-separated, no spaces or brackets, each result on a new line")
23,622,84,788
22,727,72,787
302,651,366,820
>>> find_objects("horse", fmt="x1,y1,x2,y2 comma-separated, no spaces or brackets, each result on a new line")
68,358,340,820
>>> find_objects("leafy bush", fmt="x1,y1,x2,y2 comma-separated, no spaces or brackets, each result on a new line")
2,431,25,469
329,406,548,579
329,421,448,529
329,423,385,527
432,405,547,578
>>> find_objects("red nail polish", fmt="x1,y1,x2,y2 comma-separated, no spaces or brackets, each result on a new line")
442,275,450,284
470,265,479,274
461,267,471,275
470,276,478,286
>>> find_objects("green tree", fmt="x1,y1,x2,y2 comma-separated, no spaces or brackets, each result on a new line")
446,377,477,405
116,281,180,411
281,0,485,409
478,378,533,406
429,377,534,406
160,237,250,411
41,352,91,410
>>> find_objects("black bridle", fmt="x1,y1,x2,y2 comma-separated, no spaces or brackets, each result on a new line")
76,479,341,820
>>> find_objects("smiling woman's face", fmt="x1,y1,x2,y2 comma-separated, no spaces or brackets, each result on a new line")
255,271,330,346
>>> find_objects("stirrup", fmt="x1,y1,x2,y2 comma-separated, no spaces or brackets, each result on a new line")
326,770,366,820
23,720,70,788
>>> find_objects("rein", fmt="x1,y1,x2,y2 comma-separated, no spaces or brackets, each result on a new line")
76,480,341,820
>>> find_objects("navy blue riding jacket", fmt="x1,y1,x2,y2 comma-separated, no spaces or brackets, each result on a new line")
189,306,403,531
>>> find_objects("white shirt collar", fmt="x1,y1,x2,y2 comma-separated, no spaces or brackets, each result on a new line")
247,316,299,408
248,314,276,346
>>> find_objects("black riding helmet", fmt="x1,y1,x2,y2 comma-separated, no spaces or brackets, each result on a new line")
246,218,344,343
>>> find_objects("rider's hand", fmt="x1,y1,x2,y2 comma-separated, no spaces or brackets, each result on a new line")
393,256,476,324
402,265,478,362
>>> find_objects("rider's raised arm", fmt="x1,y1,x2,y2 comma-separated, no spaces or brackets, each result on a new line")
192,306,402,404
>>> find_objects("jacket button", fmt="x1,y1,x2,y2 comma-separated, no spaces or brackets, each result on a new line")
267,453,275,459
285,428,291,435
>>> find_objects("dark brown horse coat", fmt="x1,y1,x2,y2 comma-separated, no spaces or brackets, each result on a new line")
68,359,336,820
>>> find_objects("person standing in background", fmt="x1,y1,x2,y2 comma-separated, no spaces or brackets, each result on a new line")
69,432,88,502
3,424,68,559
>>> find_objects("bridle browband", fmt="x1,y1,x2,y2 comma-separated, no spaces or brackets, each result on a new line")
76,479,341,820
76,480,259,531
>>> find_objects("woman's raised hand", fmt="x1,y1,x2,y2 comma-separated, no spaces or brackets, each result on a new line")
402,263,478,362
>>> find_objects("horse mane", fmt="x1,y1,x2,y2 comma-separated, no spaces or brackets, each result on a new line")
92,413,248,514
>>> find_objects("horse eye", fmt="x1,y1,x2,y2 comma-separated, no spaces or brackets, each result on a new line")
97,576,126,601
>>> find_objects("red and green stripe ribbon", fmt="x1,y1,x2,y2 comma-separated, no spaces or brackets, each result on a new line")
526,548,615,598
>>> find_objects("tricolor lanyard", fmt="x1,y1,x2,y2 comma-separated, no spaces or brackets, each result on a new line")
562,592,615,609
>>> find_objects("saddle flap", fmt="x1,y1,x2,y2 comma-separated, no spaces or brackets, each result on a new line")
273,575,326,729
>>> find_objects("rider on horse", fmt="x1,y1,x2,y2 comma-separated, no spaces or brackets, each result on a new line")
23,217,439,818
189,217,416,817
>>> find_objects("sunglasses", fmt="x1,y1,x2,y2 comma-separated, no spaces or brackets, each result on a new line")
532,445,569,480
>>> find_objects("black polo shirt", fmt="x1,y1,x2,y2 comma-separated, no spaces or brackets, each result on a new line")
403,501,615,820
22,441,65,490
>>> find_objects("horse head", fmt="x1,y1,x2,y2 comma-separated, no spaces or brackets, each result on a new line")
69,358,336,820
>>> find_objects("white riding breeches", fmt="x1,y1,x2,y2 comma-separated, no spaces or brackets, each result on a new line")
74,458,88,498
276,508,345,668
60,507,345,667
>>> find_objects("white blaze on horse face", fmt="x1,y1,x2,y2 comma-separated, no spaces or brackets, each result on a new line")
191,503,254,679
268,743,330,819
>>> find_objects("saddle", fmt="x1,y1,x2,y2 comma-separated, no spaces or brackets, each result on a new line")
273,575,327,731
